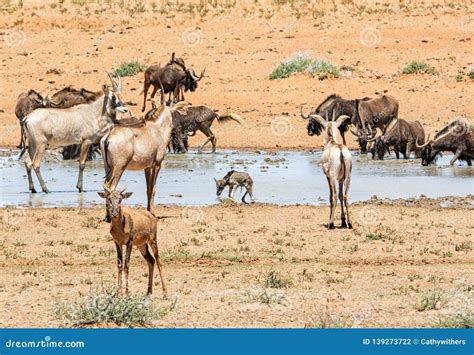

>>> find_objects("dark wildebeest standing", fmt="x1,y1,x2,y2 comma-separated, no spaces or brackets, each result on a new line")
215,170,255,204
416,118,473,166
140,53,205,112
170,104,244,153
300,94,374,152
371,118,425,160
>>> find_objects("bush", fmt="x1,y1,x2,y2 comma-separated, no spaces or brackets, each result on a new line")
305,313,354,328
402,61,438,75
270,52,340,80
115,60,147,77
263,271,293,288
468,70,474,80
437,312,474,328
415,289,446,311
51,285,175,326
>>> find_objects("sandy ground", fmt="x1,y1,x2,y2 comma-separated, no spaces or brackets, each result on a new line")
0,201,473,328
0,1,473,150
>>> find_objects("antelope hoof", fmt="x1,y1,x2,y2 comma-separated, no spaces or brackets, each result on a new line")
341,220,348,228
30,188,37,193
347,223,353,229
42,188,50,193
327,223,335,230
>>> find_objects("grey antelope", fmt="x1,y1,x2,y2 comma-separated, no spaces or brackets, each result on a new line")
101,87,182,215
303,110,353,229
98,186,167,297
21,74,127,193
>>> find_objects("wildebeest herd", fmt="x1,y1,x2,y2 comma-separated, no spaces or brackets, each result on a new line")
14,53,473,296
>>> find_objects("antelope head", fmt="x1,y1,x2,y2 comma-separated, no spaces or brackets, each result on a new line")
98,185,133,219
308,113,351,146
103,71,128,115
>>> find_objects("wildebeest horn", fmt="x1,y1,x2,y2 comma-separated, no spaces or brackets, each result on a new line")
198,68,206,80
300,106,310,120
416,135,431,148
189,68,198,80
367,136,378,142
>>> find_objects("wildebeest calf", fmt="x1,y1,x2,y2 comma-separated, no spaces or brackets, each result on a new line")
215,170,255,204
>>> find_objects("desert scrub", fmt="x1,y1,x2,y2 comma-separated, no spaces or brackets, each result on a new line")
468,70,474,79
243,289,287,305
51,285,175,327
415,289,446,311
263,271,293,289
436,312,474,328
270,52,340,80
402,61,438,75
115,60,147,77
305,313,354,328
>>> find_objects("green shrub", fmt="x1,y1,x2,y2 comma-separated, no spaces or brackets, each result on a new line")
115,60,147,77
263,271,293,288
468,70,474,80
51,285,175,326
415,289,446,311
270,52,340,80
402,61,438,75
306,313,354,328
455,73,464,82
437,312,474,328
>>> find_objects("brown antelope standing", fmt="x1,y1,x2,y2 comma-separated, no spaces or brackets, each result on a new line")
98,186,167,297
21,74,127,193
101,86,181,214
304,110,353,229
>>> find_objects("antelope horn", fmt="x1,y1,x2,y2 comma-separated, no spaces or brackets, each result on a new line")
331,108,336,121
103,184,112,193
416,135,431,148
119,185,128,194
106,71,118,92
157,78,164,104
350,128,359,136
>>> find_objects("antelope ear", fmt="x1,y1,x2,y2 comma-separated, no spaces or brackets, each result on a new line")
121,192,133,199
308,114,328,128
214,178,217,182
102,84,109,95
334,115,351,128
97,192,107,198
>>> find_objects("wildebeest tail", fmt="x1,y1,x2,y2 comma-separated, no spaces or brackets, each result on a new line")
217,113,245,125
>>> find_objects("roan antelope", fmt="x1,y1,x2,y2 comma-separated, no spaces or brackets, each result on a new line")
303,110,353,229
21,74,128,193
98,186,167,297
101,85,183,215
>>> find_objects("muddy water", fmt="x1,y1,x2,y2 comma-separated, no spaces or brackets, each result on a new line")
0,149,473,208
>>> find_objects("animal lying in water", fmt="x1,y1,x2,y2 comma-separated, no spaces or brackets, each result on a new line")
214,170,255,204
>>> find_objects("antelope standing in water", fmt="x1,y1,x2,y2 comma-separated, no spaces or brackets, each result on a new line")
303,110,353,229
101,86,184,215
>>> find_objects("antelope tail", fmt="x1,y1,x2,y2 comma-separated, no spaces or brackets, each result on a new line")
217,113,245,125
103,137,112,182
340,151,346,181
18,120,28,160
